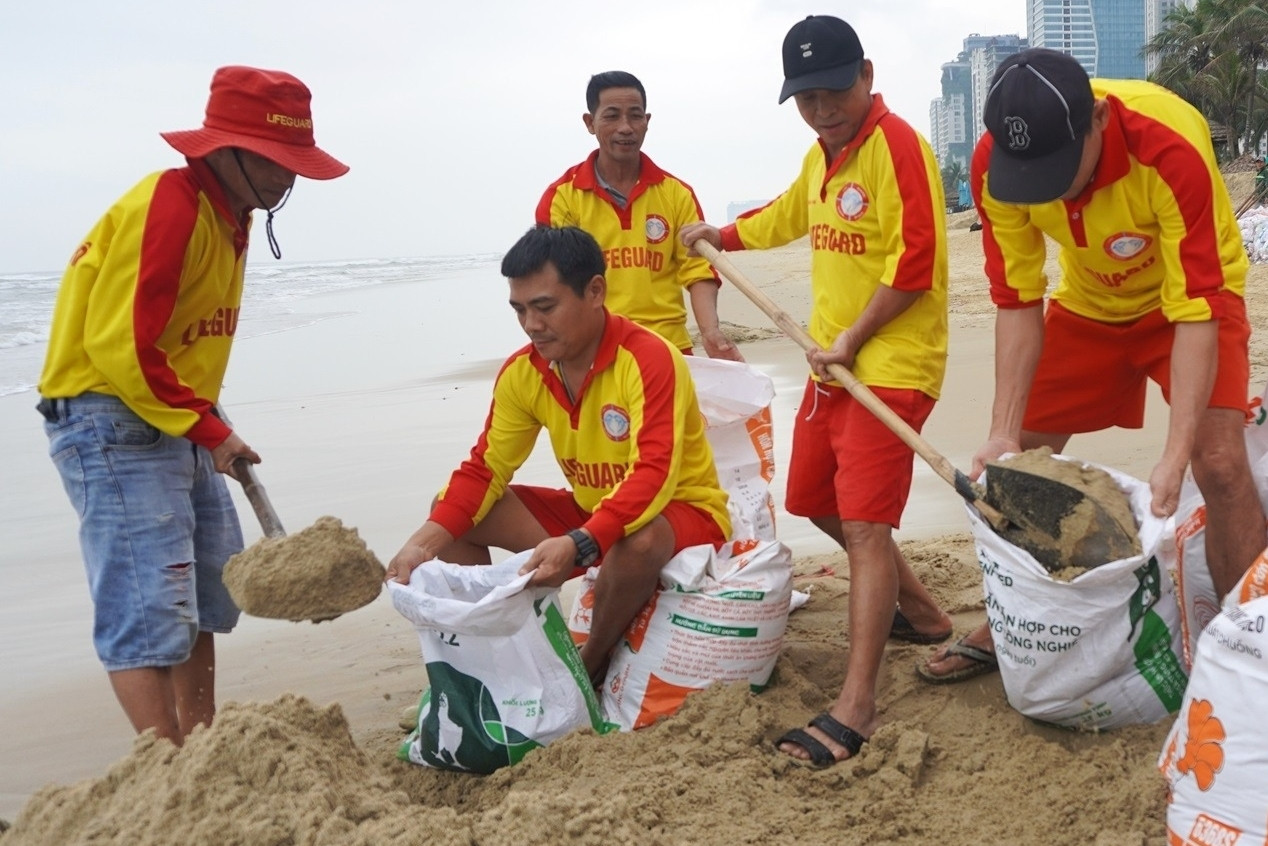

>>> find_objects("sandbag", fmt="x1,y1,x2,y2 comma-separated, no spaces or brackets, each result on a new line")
1173,383,1268,669
388,553,615,773
968,458,1187,730
569,537,792,731
685,356,777,541
1159,555,1268,845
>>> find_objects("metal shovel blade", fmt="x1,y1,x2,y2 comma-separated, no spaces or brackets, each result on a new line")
983,461,1141,573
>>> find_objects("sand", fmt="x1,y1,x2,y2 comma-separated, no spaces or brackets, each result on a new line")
223,516,386,623
4,186,1267,843
986,446,1142,577
2,537,1172,846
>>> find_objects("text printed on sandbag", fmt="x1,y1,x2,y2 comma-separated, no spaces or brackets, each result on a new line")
986,592,1081,651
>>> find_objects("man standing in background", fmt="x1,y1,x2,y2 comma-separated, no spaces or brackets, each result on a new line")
537,71,742,361
36,66,347,742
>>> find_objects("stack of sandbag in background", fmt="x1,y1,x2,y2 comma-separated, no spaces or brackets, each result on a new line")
1160,554,1268,845
686,356,777,541
389,553,615,773
1237,205,1268,263
568,358,793,731
966,459,1187,730
1173,383,1268,669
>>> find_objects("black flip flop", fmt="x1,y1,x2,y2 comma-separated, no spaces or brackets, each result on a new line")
774,712,868,767
890,608,953,645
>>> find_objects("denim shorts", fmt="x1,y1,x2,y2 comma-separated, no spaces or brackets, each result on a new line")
40,393,243,671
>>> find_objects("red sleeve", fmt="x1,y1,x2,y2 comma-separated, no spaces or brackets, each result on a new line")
583,331,681,551
134,170,231,447
881,116,939,292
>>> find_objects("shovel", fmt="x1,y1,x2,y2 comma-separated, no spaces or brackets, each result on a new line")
229,457,286,539
692,241,1140,570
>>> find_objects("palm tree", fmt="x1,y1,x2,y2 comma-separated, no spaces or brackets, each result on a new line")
1146,0,1268,159
940,159,967,199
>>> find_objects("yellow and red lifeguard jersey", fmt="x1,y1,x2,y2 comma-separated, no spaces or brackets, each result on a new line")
429,311,730,553
536,151,719,351
720,94,949,399
972,78,1247,324
39,160,249,449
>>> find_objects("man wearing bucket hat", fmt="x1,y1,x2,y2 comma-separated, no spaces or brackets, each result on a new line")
920,48,1265,683
682,15,953,766
37,66,347,743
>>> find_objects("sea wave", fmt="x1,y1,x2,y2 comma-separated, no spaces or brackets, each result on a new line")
0,253,501,396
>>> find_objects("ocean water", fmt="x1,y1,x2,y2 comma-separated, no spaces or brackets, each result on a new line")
0,253,505,397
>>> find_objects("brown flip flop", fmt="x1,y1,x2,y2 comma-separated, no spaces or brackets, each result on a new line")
915,636,999,685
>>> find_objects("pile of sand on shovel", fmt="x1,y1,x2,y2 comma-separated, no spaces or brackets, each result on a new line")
223,516,385,622
987,447,1141,581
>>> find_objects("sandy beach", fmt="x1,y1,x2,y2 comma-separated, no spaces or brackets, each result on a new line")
3,176,1265,842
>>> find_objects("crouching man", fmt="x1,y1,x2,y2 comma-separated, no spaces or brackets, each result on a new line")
387,225,731,682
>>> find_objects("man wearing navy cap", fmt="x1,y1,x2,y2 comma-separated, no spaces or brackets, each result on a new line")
683,14,953,766
921,48,1265,683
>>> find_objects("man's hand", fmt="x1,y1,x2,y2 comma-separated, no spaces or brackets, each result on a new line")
701,328,744,362
386,522,451,584
1148,455,1187,518
680,223,722,255
517,535,579,588
807,327,861,381
212,431,261,476
971,435,1023,480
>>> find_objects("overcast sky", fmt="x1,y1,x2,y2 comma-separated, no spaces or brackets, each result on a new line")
0,0,1025,273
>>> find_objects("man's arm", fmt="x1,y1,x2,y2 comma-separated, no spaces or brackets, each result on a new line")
1152,320,1218,517
386,521,455,584
971,305,1046,477
687,279,742,361
808,285,922,376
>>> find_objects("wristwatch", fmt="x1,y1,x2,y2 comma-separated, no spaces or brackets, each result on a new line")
566,529,600,568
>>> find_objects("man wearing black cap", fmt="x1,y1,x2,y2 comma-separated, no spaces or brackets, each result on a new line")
921,48,1265,683
37,66,347,741
683,15,953,766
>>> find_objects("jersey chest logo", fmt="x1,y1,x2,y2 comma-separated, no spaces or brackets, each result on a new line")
601,404,631,441
645,214,669,244
835,183,869,221
1103,232,1152,261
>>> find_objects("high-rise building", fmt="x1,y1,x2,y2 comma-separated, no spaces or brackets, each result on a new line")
1029,0,1147,79
1146,0,1195,74
931,34,1027,169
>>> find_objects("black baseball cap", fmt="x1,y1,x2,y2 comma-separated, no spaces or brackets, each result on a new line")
779,15,864,104
982,48,1095,203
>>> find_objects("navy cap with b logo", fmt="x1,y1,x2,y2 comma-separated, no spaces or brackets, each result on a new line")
982,48,1094,204
779,15,864,104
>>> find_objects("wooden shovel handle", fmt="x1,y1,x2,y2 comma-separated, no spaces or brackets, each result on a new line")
231,457,287,539
693,240,1006,525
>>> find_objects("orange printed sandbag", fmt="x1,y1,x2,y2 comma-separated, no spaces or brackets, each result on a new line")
568,537,793,731
684,357,777,541
1159,563,1268,845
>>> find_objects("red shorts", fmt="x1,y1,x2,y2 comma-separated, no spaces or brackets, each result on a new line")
1024,296,1251,433
784,380,936,527
509,484,726,576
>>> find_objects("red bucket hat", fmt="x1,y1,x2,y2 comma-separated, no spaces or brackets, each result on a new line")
161,66,348,180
